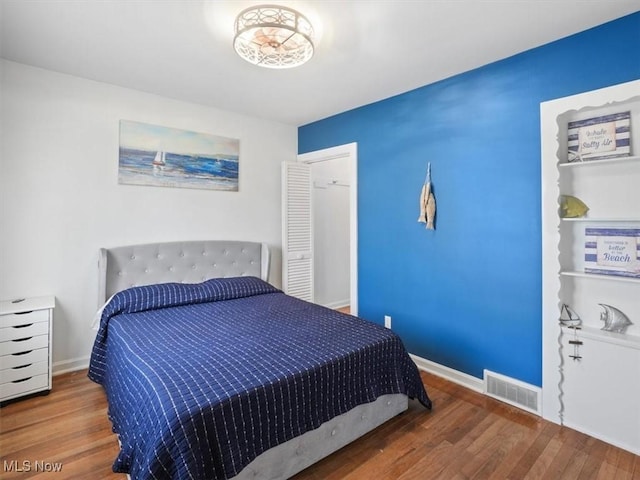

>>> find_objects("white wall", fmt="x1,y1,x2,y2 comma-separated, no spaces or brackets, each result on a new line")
311,158,350,308
0,60,296,373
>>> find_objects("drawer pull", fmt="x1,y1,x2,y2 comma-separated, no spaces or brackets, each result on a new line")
11,350,33,356
11,337,33,343
12,364,32,370
14,311,34,315
12,323,34,329
12,377,32,383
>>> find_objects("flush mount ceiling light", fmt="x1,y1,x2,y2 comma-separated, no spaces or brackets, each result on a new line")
233,4,315,69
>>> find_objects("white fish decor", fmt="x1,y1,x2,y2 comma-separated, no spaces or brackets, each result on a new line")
599,304,633,333
418,162,436,230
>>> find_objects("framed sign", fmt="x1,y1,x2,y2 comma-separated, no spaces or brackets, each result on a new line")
567,111,631,162
584,227,640,278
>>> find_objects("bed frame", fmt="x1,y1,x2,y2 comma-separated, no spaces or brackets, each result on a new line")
98,240,271,306
98,240,408,479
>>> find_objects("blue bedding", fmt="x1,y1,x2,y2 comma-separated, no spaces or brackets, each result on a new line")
89,276,431,480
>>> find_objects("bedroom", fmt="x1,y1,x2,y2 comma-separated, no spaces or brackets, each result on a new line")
1,1,639,479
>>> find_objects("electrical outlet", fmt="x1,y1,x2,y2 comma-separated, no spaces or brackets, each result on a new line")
384,315,392,329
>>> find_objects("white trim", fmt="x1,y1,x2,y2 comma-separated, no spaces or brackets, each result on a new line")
53,356,89,376
298,143,358,315
322,299,350,310
562,419,640,456
410,353,483,393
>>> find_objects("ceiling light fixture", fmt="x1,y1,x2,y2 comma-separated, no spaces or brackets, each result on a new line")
233,4,315,69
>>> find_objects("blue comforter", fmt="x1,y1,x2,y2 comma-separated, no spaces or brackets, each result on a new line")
89,276,431,480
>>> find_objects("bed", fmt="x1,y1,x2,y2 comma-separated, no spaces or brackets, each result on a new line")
89,240,431,480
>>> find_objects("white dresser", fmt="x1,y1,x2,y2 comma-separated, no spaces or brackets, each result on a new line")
0,296,55,404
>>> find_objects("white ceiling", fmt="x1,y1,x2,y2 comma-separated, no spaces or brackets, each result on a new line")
1,1,638,126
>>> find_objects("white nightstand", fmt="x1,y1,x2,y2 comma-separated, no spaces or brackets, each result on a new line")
0,296,55,405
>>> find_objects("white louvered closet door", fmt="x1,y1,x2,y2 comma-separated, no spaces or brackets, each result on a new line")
282,161,313,302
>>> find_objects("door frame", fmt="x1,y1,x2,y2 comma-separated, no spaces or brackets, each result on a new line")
298,142,358,315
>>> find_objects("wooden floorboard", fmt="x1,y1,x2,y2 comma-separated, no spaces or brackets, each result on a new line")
0,370,638,479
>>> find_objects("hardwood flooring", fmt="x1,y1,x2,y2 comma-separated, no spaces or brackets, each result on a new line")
1,370,638,479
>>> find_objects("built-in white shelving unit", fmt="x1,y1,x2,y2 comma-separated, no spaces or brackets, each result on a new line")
541,80,640,455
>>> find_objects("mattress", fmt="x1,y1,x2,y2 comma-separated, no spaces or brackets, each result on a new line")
89,276,431,479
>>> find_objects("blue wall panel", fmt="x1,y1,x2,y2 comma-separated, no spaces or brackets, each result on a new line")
299,13,640,386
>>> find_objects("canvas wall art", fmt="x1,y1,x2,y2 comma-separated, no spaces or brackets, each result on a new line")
119,120,239,191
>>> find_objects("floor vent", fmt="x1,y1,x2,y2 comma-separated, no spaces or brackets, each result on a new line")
483,370,541,416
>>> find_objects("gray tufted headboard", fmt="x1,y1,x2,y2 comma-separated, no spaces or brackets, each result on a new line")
97,240,270,306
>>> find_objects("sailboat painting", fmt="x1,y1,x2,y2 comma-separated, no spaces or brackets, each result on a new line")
152,151,166,170
118,120,239,191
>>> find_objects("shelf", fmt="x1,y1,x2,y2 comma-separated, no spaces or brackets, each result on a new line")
561,324,640,350
541,81,640,450
560,271,640,284
560,217,640,223
558,155,640,168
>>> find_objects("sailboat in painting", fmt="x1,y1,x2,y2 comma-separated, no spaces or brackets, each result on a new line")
152,151,166,170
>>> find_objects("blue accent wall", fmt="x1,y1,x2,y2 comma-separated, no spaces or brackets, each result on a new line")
298,13,640,386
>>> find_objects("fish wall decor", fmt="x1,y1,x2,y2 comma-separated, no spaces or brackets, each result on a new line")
418,162,436,230
599,304,633,333
560,195,589,218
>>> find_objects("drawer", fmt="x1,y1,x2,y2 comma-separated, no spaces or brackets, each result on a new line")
1,347,48,370
0,361,48,384
0,321,49,342
0,373,49,400
0,309,49,328
0,334,49,356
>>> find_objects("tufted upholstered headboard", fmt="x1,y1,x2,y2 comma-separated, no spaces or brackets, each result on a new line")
97,240,270,306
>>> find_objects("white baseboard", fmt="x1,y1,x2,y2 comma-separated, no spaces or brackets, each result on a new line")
410,353,484,393
562,419,640,456
53,356,90,376
323,299,350,310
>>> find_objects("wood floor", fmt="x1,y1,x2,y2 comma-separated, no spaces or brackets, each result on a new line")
1,370,638,479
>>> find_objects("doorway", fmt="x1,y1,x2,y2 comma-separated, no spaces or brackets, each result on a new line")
298,143,358,315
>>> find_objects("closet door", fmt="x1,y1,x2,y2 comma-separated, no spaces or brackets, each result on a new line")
282,162,313,302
